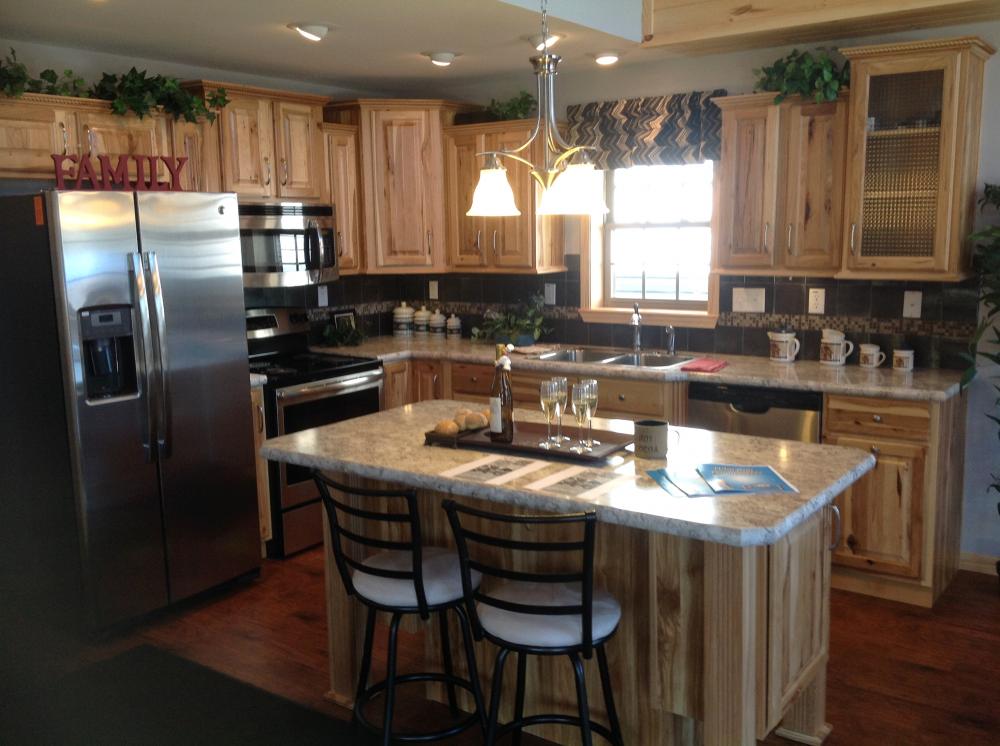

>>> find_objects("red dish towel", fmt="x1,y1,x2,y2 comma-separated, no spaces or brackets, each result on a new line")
681,358,729,373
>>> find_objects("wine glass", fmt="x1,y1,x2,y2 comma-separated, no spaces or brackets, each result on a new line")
581,378,600,447
550,377,570,443
538,380,559,449
570,382,593,454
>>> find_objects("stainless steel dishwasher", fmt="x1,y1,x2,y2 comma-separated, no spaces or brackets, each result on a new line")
686,382,822,443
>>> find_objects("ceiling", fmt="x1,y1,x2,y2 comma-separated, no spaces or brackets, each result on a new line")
1,0,636,97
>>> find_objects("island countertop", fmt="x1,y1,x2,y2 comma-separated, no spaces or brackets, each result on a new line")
313,336,963,401
261,399,874,547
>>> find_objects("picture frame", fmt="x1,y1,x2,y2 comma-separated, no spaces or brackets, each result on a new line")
333,310,356,331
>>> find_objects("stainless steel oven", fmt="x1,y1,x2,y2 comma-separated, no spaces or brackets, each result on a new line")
239,203,338,287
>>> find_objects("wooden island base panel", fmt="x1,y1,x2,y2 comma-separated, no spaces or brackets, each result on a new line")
261,401,875,745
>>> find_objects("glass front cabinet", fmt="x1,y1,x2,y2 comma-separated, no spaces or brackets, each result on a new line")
841,37,994,279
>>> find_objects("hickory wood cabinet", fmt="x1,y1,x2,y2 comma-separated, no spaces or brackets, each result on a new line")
822,393,965,607
170,118,222,193
184,81,327,202
443,120,566,273
322,123,363,274
379,359,446,409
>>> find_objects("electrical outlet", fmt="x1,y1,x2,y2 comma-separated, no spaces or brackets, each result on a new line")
317,285,328,307
428,280,439,300
733,287,766,313
808,288,826,314
902,290,922,318
544,283,557,305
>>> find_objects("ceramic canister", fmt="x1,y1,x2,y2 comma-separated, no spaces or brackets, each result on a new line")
820,339,854,366
446,313,462,340
768,330,800,363
413,305,431,336
429,308,446,338
893,349,915,372
393,301,414,337
859,343,887,368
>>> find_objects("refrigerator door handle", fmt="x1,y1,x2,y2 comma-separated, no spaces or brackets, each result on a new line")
130,252,156,462
147,251,172,458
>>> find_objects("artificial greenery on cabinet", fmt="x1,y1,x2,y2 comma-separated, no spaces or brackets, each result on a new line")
753,49,850,104
0,48,228,122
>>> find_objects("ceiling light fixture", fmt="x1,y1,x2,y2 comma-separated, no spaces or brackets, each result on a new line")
526,32,562,51
467,0,606,217
423,51,458,67
287,23,329,42
594,53,620,66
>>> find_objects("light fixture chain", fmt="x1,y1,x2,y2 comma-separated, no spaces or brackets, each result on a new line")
540,0,548,47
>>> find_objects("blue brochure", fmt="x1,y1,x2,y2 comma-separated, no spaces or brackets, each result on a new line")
696,464,798,494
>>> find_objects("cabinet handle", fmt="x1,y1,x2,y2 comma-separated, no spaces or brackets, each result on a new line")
492,229,498,260
59,122,68,155
257,404,265,434
872,414,882,423
762,222,770,253
618,393,626,402
475,229,481,253
281,158,289,186
426,230,433,255
786,223,794,255
263,157,271,186
849,223,857,255
84,125,95,157
829,504,842,551
870,445,880,459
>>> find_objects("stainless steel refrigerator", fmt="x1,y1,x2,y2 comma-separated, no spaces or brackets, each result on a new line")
0,190,259,631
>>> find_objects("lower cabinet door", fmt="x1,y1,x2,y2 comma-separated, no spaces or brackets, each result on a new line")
411,361,443,403
825,434,925,578
382,361,410,409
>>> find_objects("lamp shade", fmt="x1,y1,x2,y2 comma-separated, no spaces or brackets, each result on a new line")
537,162,608,215
467,167,521,216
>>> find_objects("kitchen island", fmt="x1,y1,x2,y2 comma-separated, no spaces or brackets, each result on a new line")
262,400,875,745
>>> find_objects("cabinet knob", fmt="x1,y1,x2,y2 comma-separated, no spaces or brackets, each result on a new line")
470,376,478,383
618,394,625,401
870,445,880,457
872,414,882,423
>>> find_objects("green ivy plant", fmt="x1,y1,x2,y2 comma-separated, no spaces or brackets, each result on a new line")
0,49,228,122
321,320,366,347
472,293,550,344
753,49,849,104
486,90,537,120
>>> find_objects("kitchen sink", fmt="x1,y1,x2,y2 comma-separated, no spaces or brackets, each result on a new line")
605,352,693,368
537,348,624,364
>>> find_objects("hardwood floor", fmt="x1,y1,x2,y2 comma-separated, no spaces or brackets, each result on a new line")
52,549,1000,744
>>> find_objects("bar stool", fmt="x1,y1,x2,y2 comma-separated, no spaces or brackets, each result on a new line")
313,471,486,745
442,500,624,746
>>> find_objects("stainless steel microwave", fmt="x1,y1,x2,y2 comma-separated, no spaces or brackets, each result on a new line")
239,203,338,287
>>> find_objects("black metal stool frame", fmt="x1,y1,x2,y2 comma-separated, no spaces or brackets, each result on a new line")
314,471,487,745
443,500,624,746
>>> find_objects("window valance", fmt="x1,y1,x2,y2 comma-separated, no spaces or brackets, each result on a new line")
566,89,726,170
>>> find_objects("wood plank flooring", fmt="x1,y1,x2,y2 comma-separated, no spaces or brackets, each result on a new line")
54,549,1000,744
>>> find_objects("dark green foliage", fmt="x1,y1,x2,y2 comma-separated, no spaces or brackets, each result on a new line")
486,90,537,120
0,49,227,122
472,293,550,343
753,49,850,104
322,321,366,347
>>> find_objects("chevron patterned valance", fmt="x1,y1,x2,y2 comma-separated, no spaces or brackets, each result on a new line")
566,89,726,170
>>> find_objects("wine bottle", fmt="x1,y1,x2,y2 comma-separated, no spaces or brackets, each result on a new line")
489,344,514,443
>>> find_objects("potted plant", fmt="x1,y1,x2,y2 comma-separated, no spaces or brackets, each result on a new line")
753,48,850,104
454,90,537,125
472,293,549,346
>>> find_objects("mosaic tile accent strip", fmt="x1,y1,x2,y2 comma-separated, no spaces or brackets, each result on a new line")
717,312,976,339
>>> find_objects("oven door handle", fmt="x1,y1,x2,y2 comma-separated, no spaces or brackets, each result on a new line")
275,372,384,402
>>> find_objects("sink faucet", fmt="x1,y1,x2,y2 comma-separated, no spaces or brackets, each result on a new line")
631,303,642,353
664,324,676,355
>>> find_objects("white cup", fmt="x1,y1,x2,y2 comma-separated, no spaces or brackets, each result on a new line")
893,349,915,372
820,339,854,366
859,344,887,368
768,331,800,363
821,328,845,343
634,420,681,459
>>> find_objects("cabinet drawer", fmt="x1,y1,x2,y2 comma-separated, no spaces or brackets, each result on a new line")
598,378,664,418
510,370,553,406
451,363,493,396
824,396,930,441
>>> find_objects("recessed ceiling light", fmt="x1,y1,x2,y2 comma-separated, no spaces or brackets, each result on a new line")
594,53,620,66
525,33,562,51
423,51,459,67
287,23,329,42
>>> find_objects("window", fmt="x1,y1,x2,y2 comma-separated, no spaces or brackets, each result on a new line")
603,161,713,309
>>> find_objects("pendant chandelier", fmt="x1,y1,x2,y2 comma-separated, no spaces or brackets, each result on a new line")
466,0,608,218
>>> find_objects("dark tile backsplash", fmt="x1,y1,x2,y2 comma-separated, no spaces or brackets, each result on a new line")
244,258,977,370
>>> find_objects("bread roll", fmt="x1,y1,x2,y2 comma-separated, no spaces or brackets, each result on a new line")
465,412,488,429
434,419,460,436
454,413,469,431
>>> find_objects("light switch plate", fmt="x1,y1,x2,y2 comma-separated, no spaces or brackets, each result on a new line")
544,283,557,305
428,280,439,300
902,290,922,318
317,285,328,307
733,287,766,313
808,288,826,314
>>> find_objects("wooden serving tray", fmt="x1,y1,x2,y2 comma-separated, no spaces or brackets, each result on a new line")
425,421,632,463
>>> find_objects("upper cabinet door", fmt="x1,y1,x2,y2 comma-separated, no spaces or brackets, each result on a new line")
716,103,780,269
0,100,78,179
274,101,322,199
170,119,221,192
843,52,959,273
444,129,488,268
324,127,362,273
76,110,171,183
782,98,847,271
368,109,439,267
219,95,274,199
488,126,534,269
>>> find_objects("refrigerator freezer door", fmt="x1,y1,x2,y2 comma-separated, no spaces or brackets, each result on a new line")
49,191,169,627
135,192,259,601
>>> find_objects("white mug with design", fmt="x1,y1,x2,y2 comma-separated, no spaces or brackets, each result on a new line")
859,343,887,368
820,339,854,366
893,349,915,372
768,330,800,363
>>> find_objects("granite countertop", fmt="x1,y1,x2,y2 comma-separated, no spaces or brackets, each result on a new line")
261,399,874,547
250,373,267,389
313,336,963,401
